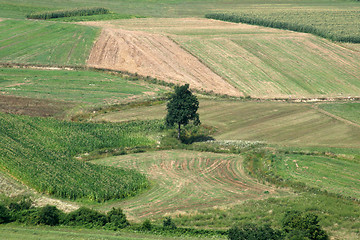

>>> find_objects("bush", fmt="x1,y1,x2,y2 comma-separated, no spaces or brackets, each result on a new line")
228,223,283,240
0,204,11,224
64,207,107,227
105,207,129,230
282,211,329,240
142,219,152,231
163,217,177,230
36,205,61,226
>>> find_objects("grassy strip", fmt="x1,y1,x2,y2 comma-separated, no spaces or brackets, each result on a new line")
27,7,109,20
318,102,360,125
0,113,164,202
48,13,144,22
205,11,360,43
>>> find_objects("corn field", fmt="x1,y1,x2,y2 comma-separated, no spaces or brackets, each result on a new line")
27,7,109,20
0,113,164,202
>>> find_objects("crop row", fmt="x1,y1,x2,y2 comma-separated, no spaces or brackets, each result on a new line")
27,7,110,20
0,113,164,201
206,10,360,43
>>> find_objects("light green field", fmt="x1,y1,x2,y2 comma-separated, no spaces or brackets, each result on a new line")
102,18,360,98
94,100,360,148
318,102,360,125
91,150,287,220
0,225,216,240
0,20,98,66
0,68,166,104
0,0,357,19
273,153,360,200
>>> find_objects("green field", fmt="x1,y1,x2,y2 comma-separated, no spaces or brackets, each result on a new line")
318,102,360,125
0,20,98,66
91,150,287,220
0,68,166,104
0,225,217,240
0,113,164,201
94,100,360,148
105,18,360,98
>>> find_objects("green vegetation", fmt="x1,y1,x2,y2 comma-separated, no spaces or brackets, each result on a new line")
318,102,360,125
26,7,109,20
0,113,164,201
94,100,360,148
0,20,98,66
49,13,142,22
206,10,360,43
0,68,166,104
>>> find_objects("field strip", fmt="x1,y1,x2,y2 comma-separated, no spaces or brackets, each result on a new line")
91,150,288,220
312,104,360,128
84,25,241,97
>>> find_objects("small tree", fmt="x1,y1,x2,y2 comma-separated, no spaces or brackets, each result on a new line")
166,84,200,140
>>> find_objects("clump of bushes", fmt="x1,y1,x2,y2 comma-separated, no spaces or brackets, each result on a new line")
27,7,109,20
228,211,329,240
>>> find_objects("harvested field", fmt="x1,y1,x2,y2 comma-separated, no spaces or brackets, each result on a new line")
85,26,241,97
85,18,360,98
92,150,286,220
0,95,72,117
94,100,360,148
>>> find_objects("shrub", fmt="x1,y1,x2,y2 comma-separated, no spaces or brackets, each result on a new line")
163,217,177,230
105,207,129,230
0,204,11,224
64,207,107,227
142,219,152,231
36,205,61,226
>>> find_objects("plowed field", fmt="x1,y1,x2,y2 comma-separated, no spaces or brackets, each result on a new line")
86,26,241,97
92,150,286,220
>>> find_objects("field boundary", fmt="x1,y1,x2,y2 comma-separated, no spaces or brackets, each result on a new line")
2,63,360,102
312,104,360,128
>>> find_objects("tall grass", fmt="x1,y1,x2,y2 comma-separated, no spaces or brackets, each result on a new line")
27,7,109,20
0,113,164,202
206,10,360,43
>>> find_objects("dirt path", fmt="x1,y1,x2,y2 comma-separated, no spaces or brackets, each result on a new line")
85,26,242,97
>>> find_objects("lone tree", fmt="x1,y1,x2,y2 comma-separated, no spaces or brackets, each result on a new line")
166,84,200,140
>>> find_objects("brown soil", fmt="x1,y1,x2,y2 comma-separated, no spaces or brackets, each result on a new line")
85,27,242,97
0,95,73,117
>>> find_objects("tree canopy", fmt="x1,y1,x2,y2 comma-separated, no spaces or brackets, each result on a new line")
165,84,200,139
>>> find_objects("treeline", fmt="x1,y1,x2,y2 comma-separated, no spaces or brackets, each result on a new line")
0,198,328,239
205,13,360,43
27,7,109,20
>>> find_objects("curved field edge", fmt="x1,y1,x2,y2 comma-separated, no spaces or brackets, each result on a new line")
90,150,288,220
317,102,360,125
0,113,164,202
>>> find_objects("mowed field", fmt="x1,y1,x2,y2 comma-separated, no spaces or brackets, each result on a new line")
0,20,98,66
91,150,287,220
82,18,360,98
0,68,166,104
94,100,360,148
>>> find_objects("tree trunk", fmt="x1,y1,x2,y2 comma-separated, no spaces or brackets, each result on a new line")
177,123,181,140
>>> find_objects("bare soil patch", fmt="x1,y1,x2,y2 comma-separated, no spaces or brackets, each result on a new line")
0,95,73,117
85,26,241,97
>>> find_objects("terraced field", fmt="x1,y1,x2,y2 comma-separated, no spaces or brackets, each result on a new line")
88,18,360,98
92,150,286,220
94,100,360,148
0,20,98,66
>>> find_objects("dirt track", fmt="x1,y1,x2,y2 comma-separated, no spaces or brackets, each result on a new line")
86,27,242,97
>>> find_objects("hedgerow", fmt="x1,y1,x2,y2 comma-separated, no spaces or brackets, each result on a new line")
27,7,109,20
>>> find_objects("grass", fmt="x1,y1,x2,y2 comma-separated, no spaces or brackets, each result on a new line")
206,9,360,43
318,102,360,125
0,113,164,201
272,153,360,200
0,68,166,104
90,150,287,220
49,13,143,22
0,224,220,240
0,0,358,19
0,20,98,66
107,18,360,98
94,100,360,148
